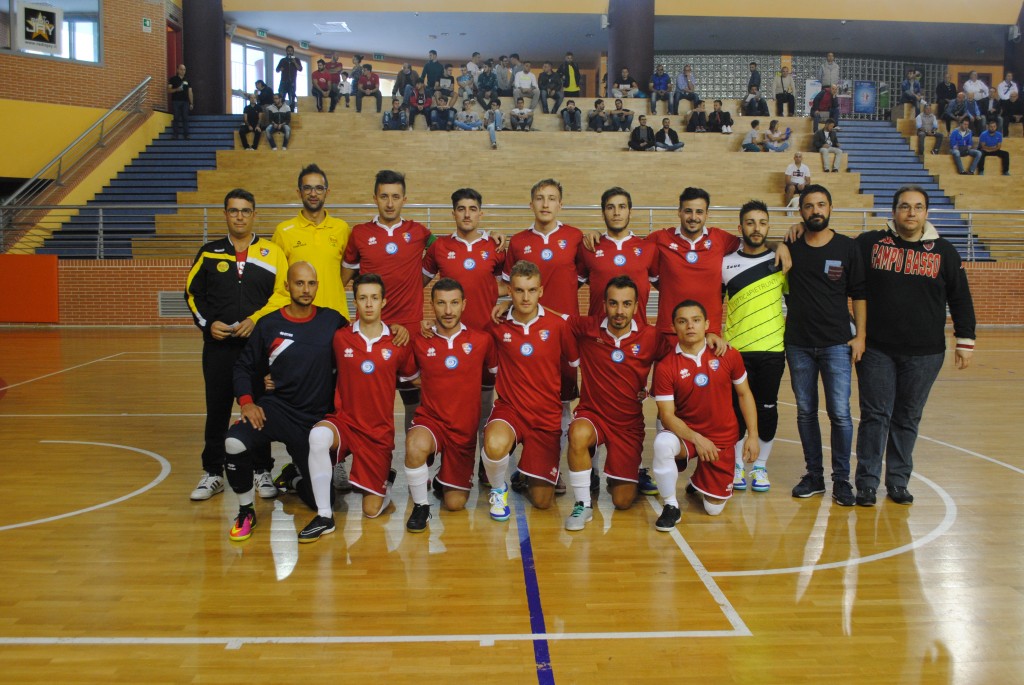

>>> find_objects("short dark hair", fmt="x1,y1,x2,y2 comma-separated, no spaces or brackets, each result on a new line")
565,51,574,57
297,164,328,189
510,259,540,280
341,71,349,78
472,51,480,58
353,273,385,298
750,61,757,67
223,188,255,209
316,59,325,66
444,63,453,69
601,186,632,208
429,49,437,55
451,187,483,208
510,53,520,60
679,187,711,208
531,178,563,201
750,119,760,128
594,98,604,106
255,79,266,88
489,98,501,108
605,275,638,300
825,118,837,126
739,199,769,222
431,277,464,298
892,185,930,213
672,299,707,321
799,184,833,207
374,169,406,195
363,63,372,71
713,99,722,105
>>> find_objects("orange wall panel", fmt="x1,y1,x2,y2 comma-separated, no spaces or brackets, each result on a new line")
0,255,59,323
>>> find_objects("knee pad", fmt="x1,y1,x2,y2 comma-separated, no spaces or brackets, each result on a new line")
225,437,247,455
703,498,726,516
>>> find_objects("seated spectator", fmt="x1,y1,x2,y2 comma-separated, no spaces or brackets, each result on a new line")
311,59,339,113
355,63,383,113
742,85,769,116
949,117,981,175
916,104,944,155
408,81,432,129
979,105,1004,139
810,84,839,132
610,98,635,131
337,71,352,108
649,64,671,114
748,62,762,92
238,93,262,150
454,99,484,132
430,94,456,131
784,152,811,205
264,93,291,150
382,98,408,131
628,114,656,151
773,66,796,116
900,68,924,115
393,62,418,105
997,72,1019,133
685,101,708,132
764,119,791,151
1003,90,1024,136
560,100,582,131
588,99,615,132
484,98,503,149
812,118,844,172
655,117,684,151
706,99,734,134
963,71,991,119
538,62,564,114
742,120,766,151
672,64,701,114
978,118,1011,175
457,64,476,102
510,97,534,131
943,93,973,132
254,79,275,128
437,64,458,104
476,62,499,108
494,55,514,97
513,62,540,110
612,68,643,98
935,73,957,130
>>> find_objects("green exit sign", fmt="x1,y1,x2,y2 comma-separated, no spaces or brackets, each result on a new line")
299,40,310,50
373,53,384,61
256,28,267,38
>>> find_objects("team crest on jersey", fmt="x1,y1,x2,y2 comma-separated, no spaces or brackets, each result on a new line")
611,349,625,363
557,240,566,250
462,342,473,354
679,368,691,380
595,249,605,258
523,245,533,254
669,242,679,251
447,251,456,260
361,360,375,374
217,262,229,272
503,332,512,343
634,247,643,256
695,373,709,386
520,343,534,356
709,359,720,371
923,241,935,251
344,348,354,358
464,258,477,270
328,237,338,247
881,236,895,245
630,344,641,355
704,239,712,249
427,347,436,357
260,248,270,257
385,242,399,254
481,251,490,259
403,232,412,243
444,355,459,369
686,251,699,263
613,254,627,266
368,237,378,245
539,330,550,341
381,348,393,360
541,248,554,261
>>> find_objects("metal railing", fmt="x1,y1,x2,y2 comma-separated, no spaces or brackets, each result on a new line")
2,203,1023,260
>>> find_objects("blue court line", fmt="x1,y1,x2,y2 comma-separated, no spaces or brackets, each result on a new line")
514,495,555,685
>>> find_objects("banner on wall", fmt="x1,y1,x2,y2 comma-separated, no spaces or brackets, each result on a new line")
836,79,853,115
804,79,822,113
15,2,62,53
878,82,891,111
854,80,878,114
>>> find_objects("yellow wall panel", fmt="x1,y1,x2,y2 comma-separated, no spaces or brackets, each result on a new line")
0,101,107,178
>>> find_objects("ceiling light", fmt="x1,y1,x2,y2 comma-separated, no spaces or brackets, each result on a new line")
313,22,350,33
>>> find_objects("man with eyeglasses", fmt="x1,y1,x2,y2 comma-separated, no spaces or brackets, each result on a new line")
185,188,290,502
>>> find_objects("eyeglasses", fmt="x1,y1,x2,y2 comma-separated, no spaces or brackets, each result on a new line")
896,203,927,213
300,185,327,194
226,208,254,217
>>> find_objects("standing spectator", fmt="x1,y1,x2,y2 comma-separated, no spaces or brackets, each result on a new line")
742,85,770,116
494,55,514,97
706,99,734,133
560,99,583,131
422,50,445,96
484,98,504,149
672,64,701,114
356,63,383,113
997,71,1019,134
900,68,924,115
393,62,419,104
810,84,839,132
311,59,339,113
408,81,432,129
454,99,484,132
430,94,456,131
655,117,684,151
963,71,991,121
513,61,540,110
238,93,262,150
916,103,944,155
935,72,958,130
510,96,534,131
685,101,708,132
818,52,839,88
747,62,762,92
784,152,811,205
813,118,844,172
949,117,981,175
168,63,193,140
773,66,796,116
978,118,1011,175
588,99,615,132
742,120,766,151
609,98,634,131
275,45,303,111
382,98,408,131
538,61,564,114
612,67,642,98
475,61,499,108
628,114,656,151
764,119,791,152
509,53,524,80
559,51,582,97
649,64,671,114
264,94,291,150
466,52,483,82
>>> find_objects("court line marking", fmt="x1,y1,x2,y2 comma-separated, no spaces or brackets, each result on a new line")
0,441,171,532
513,495,554,685
0,352,125,391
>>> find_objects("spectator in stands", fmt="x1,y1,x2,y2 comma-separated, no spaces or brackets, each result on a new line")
253,78,274,124
238,93,262,150
422,50,445,96
350,54,363,81
997,72,1018,133
748,62,762,92
649,64,671,114
949,117,981,175
538,62,564,114
311,59,339,113
476,61,499,108
978,118,1011,175
707,99,734,133
393,62,418,105
337,71,352,108
810,84,839,132
818,52,839,88
655,117,684,151
408,81,432,129
784,152,811,205
430,93,456,131
813,118,844,172
495,55,514,97
773,66,796,116
943,92,973,132
264,93,291,150
743,85,769,117
382,98,408,131
559,52,582,98
742,120,766,151
935,73,957,130
672,64,701,114
916,103,944,155
588,99,615,132
963,71,991,120
454,99,484,134
355,63,383,113
612,67,642,98
561,99,583,131
510,96,534,131
466,52,483,82
437,64,458,104
484,98,504,149
900,68,924,115
764,119,791,152
513,61,540,110
610,98,635,131
1004,90,1024,136
685,101,707,132
457,64,476,102
275,45,303,111
628,114,656,151
509,53,524,80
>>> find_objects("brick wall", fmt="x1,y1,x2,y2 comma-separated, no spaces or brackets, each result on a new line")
0,0,168,111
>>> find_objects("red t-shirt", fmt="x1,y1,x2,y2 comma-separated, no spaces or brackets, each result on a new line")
422,233,503,330
502,223,583,315
648,226,740,335
485,306,579,431
576,233,655,322
653,344,747,447
358,72,380,91
312,69,339,91
343,218,432,326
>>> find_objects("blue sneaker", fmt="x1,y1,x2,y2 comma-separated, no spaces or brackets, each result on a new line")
733,469,747,491
751,467,771,492
489,484,510,522
638,467,659,496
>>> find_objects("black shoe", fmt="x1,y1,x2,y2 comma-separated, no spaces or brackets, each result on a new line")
406,503,432,532
298,515,335,543
655,504,681,531
832,479,855,507
274,463,300,493
510,471,527,493
792,473,826,498
432,475,445,499
685,482,697,496
886,485,914,505
856,487,877,507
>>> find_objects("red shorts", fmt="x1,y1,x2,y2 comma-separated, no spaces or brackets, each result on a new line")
487,400,562,484
411,414,477,491
571,409,644,482
321,413,393,496
678,442,735,500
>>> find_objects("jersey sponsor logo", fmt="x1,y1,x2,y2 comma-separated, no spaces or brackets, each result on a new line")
381,348,393,360
523,245,533,254
611,349,625,363
445,355,459,369
462,342,473,354
539,330,550,341
541,248,554,261
709,359,720,371
923,241,935,251
217,261,229,272
328,236,338,247
669,242,679,251
344,347,354,357
368,237,378,245
260,248,270,256
824,259,844,281
427,347,437,357
613,254,627,266
595,249,605,258
361,360,375,374
679,368,691,380
403,232,412,243
464,258,477,270
385,242,399,255
695,373,709,387
686,251,699,263
503,332,512,343
880,236,895,245
447,251,457,260
520,342,534,356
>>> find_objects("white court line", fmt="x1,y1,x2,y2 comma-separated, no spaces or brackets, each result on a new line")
0,413,205,418
0,441,171,532
0,352,125,391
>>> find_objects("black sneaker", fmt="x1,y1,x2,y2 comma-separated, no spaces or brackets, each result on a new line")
510,471,528,493
792,473,826,498
655,504,681,531
298,515,336,543
685,482,697,496
856,487,877,507
407,503,432,532
274,463,300,493
832,479,855,506
431,476,445,499
886,485,914,505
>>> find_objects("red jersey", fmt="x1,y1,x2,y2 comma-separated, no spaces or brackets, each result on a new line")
568,315,673,423
648,226,740,335
422,233,504,330
343,217,432,326
576,232,655,322
653,344,747,446
410,324,497,443
486,306,579,432
502,223,583,315
331,321,417,451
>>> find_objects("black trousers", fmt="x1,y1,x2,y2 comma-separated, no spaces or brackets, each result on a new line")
733,351,786,442
775,93,795,116
201,340,271,475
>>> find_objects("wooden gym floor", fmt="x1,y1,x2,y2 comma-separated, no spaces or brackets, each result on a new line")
0,326,1021,684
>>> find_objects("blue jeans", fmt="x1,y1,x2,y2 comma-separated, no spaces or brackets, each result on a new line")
854,347,944,491
786,344,853,481
951,146,981,173
561,109,581,131
486,111,503,145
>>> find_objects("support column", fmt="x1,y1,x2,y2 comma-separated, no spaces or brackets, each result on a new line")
606,0,654,99
182,0,226,114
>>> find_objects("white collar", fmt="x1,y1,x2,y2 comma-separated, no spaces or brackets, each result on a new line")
372,216,405,233
676,342,709,366
352,319,391,345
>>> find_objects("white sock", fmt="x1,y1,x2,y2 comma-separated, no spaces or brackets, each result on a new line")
653,432,682,507
560,401,571,451
405,463,430,505
308,426,335,517
237,487,255,507
754,439,773,469
703,498,726,516
568,469,592,507
483,450,509,491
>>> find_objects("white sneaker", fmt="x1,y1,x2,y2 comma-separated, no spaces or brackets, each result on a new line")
733,469,747,491
564,501,593,531
751,467,771,492
254,470,277,499
190,473,224,501
489,484,510,521
332,461,352,493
